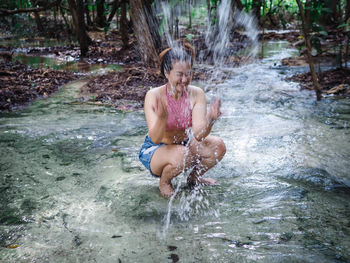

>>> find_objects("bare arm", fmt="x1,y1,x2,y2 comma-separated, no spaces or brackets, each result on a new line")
144,89,168,144
192,88,222,141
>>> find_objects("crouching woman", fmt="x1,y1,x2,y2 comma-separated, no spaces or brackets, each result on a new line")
139,44,226,198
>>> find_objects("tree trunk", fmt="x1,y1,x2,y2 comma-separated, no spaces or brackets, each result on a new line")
33,11,45,32
346,0,350,21
30,0,44,32
296,0,322,100
107,0,120,22
84,0,93,26
120,0,128,49
95,0,107,27
260,0,267,59
231,0,243,11
129,0,159,68
67,0,90,57
144,0,161,51
252,0,262,25
188,0,192,28
320,0,339,26
54,6,57,29
207,0,211,23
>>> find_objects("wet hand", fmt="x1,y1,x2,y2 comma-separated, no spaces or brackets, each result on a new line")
208,97,222,122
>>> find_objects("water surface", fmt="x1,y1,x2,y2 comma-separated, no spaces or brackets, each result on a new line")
0,41,349,262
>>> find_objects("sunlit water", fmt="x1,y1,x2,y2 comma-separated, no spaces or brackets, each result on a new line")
0,41,350,262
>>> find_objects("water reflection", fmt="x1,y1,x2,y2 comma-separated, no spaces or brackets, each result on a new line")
11,53,122,74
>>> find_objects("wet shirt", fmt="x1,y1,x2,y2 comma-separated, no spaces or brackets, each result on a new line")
165,86,192,131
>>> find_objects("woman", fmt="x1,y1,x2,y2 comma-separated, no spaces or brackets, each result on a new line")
139,43,226,198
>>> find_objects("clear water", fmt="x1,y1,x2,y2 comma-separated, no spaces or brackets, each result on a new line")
11,54,122,74
0,41,349,262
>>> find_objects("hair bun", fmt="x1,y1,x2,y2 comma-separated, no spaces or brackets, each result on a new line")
159,41,195,63
159,48,172,64
182,41,195,60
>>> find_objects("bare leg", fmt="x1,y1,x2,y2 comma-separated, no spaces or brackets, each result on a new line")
150,145,192,198
149,136,225,198
187,136,226,186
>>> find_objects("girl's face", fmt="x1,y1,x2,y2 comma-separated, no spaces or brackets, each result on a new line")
165,60,192,95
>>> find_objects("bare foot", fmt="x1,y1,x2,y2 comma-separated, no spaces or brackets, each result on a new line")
159,181,175,198
188,177,219,186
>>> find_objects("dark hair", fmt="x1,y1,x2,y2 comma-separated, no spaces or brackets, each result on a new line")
159,43,195,77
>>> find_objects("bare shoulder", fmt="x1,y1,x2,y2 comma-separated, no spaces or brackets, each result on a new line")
188,85,206,103
188,85,204,95
146,85,166,100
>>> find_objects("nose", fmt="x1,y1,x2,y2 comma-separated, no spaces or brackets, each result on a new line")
182,75,189,83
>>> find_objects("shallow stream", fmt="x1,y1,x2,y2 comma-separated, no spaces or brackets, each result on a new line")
0,41,349,262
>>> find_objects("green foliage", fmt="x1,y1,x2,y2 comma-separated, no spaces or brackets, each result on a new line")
191,7,197,19
279,13,286,29
185,33,194,41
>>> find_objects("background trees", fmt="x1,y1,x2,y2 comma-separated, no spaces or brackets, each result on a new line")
0,0,349,74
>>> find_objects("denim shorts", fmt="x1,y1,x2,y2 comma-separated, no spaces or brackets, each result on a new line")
139,135,191,176
139,135,165,176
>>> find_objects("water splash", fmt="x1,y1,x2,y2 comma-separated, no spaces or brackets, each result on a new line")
161,128,192,238
232,9,259,57
156,0,259,237
205,0,233,66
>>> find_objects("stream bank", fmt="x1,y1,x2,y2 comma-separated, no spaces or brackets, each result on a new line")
1,29,349,112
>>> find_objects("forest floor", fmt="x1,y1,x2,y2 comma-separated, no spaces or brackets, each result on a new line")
0,29,349,112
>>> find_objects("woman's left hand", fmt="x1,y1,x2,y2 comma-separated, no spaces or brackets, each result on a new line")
208,97,222,123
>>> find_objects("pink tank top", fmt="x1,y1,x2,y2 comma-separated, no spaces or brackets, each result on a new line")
165,85,192,131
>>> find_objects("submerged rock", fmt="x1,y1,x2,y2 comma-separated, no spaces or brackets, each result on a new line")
282,167,349,191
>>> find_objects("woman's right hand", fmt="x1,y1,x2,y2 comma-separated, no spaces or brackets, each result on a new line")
152,95,168,120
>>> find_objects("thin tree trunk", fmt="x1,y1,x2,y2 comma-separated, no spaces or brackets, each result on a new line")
207,0,211,22
296,0,322,100
231,0,243,11
54,6,57,29
95,0,107,27
84,0,93,26
107,0,120,22
260,0,266,59
144,0,161,51
188,0,192,29
346,0,350,21
175,17,179,39
120,0,128,49
129,0,159,67
60,5,72,42
345,34,349,68
60,5,70,30
345,16,350,67
252,0,262,26
67,0,90,57
30,0,45,32
320,0,339,26
33,11,45,32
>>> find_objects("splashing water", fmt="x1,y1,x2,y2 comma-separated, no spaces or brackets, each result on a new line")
205,0,234,65
232,10,259,57
156,0,261,236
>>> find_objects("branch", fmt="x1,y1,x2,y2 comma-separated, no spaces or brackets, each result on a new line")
60,4,70,11
0,0,61,16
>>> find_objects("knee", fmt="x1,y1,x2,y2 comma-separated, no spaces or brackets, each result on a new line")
167,146,188,172
214,137,226,160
